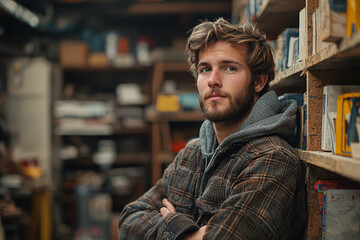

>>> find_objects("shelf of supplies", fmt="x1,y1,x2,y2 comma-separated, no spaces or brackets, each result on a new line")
306,31,360,70
146,109,204,122
297,150,360,182
255,0,305,39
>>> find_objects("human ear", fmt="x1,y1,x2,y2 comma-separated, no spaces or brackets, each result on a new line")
254,74,268,93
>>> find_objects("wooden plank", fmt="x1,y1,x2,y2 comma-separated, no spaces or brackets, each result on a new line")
306,71,323,151
152,122,162,185
146,110,204,122
299,150,360,182
272,61,305,86
304,164,322,240
152,61,164,104
163,62,189,72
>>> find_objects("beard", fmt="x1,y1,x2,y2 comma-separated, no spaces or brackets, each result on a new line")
199,81,255,123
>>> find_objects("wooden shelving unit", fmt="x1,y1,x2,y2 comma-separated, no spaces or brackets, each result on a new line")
234,0,360,238
149,61,203,184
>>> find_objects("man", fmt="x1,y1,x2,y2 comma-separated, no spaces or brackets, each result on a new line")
118,18,307,240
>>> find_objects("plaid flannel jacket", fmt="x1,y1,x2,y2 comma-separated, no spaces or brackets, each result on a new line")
118,135,307,240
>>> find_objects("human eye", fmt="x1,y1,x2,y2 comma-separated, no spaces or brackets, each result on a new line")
225,66,236,72
199,66,211,74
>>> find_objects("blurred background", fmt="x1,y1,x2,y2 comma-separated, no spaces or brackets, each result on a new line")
0,0,232,239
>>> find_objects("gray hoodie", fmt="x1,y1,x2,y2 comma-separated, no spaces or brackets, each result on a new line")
199,90,298,166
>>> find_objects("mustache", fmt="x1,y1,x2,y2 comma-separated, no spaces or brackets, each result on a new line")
202,88,229,99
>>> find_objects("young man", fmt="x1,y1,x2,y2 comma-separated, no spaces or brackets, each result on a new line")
118,18,307,240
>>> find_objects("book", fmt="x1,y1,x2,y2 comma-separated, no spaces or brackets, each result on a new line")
299,8,306,61
315,180,360,240
320,0,347,42
347,0,360,37
287,37,299,67
279,28,299,72
321,85,360,152
336,92,360,157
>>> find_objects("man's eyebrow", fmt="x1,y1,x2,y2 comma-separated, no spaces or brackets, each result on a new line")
197,62,208,68
198,60,243,68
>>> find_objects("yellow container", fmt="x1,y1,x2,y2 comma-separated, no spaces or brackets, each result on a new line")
347,0,360,37
336,92,360,157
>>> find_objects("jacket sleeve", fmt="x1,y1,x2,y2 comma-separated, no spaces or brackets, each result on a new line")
118,150,200,240
203,148,304,240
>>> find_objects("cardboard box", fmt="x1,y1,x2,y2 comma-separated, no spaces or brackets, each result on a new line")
59,40,89,67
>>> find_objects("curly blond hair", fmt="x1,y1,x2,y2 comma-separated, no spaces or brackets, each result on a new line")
186,18,274,96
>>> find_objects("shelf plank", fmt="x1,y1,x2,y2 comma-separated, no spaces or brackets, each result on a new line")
307,31,360,70
270,61,306,94
162,62,190,72
298,150,360,182
63,153,150,168
146,110,204,122
271,61,306,88
255,0,305,39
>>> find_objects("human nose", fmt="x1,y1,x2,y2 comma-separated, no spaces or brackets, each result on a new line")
208,68,222,88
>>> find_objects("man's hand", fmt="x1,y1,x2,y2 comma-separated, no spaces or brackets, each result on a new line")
183,226,207,240
160,198,176,217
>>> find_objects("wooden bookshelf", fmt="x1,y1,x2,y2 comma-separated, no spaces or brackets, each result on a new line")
298,150,360,182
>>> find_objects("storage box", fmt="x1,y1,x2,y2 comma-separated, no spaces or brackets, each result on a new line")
59,40,89,67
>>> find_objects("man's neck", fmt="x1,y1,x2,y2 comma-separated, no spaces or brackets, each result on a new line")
213,114,249,144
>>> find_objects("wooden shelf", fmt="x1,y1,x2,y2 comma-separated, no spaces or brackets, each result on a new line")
307,31,360,70
63,153,150,168
255,0,305,39
146,109,204,122
271,61,306,91
298,150,360,182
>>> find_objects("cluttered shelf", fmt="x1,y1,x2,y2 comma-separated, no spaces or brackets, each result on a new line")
307,30,360,70
297,150,360,182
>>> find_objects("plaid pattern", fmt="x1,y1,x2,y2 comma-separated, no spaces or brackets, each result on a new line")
118,135,307,240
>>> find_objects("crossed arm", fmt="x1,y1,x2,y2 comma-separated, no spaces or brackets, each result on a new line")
160,198,207,240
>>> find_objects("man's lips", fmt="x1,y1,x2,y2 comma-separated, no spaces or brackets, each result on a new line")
206,94,225,101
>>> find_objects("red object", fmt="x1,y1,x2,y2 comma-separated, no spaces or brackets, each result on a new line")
171,140,187,153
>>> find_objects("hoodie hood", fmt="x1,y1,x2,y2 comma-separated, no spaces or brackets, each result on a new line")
199,90,298,157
